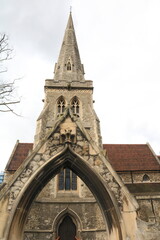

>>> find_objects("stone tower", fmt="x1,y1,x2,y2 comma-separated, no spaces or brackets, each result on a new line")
0,13,140,240
34,13,102,149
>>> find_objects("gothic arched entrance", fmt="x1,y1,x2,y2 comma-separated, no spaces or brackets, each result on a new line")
5,145,124,240
58,216,76,240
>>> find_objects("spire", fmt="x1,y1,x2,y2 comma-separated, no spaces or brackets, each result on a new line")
54,13,85,82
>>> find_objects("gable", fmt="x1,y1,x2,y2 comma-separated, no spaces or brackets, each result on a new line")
5,142,33,171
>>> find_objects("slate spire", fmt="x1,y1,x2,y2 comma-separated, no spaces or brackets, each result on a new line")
54,13,85,82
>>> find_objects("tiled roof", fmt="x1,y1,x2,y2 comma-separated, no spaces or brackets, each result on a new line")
103,144,160,171
6,142,33,171
5,142,160,172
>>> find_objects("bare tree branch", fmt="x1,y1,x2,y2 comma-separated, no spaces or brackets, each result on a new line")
0,34,20,114
0,34,12,61
0,101,21,116
0,101,20,106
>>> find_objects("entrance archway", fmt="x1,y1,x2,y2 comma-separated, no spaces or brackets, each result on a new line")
6,145,123,240
58,216,76,240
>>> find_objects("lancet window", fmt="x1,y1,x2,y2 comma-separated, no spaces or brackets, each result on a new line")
71,97,79,115
67,61,72,71
57,96,66,114
58,168,77,191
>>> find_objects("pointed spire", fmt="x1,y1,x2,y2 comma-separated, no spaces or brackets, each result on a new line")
54,13,85,82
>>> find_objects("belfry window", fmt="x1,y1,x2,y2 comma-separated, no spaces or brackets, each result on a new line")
58,168,77,191
67,61,72,71
71,97,79,115
57,97,65,114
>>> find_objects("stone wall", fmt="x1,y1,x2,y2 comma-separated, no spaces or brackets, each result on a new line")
119,171,160,184
118,171,160,239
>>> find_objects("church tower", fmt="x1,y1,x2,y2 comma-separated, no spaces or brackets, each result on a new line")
34,13,102,148
0,13,140,240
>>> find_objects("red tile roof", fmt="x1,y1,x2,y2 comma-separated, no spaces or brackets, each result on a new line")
6,142,33,171
5,142,160,172
103,144,160,171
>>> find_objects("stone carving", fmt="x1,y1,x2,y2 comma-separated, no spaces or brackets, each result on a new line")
72,129,123,207
7,118,122,212
8,136,65,210
60,117,76,144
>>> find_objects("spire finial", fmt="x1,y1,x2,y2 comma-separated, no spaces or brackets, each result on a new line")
70,6,72,13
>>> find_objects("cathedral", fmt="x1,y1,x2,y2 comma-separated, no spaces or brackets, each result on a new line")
0,13,160,240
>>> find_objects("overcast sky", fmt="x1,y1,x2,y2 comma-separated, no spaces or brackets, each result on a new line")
1,0,160,170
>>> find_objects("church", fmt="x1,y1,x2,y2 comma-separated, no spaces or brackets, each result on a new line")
0,13,160,240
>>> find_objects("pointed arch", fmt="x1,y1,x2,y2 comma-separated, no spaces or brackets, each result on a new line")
58,215,76,240
142,174,150,182
67,61,72,71
71,96,80,115
66,57,73,71
6,145,123,240
53,208,82,239
57,96,66,114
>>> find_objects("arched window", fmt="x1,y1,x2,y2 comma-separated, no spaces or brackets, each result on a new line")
58,216,76,240
57,97,65,114
67,61,72,71
142,174,150,182
71,97,79,115
58,168,77,191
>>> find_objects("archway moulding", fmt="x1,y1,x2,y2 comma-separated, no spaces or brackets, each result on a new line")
0,109,139,240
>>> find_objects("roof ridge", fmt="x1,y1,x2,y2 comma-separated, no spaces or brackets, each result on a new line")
103,143,147,146
147,142,160,165
18,143,33,145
